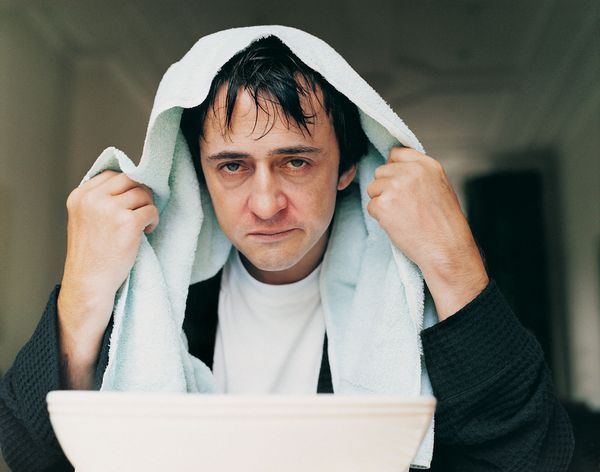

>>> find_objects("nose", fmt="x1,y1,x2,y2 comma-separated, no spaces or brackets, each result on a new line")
247,168,288,220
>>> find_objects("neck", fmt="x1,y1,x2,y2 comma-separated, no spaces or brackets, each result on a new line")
240,231,328,285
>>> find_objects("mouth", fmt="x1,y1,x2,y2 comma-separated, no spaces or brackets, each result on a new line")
247,228,297,241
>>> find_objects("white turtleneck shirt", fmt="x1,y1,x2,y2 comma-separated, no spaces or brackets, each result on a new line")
212,251,325,394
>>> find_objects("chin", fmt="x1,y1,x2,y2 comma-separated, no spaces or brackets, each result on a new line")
239,243,309,273
246,252,304,272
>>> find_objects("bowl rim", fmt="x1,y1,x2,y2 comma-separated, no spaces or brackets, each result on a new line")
47,390,437,412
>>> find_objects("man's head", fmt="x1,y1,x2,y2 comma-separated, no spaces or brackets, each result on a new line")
181,36,369,283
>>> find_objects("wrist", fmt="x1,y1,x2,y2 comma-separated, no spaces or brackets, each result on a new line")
57,282,115,364
421,251,489,321
57,316,103,367
58,343,97,390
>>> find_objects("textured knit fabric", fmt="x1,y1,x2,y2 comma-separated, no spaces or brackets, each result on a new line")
0,286,71,472
422,280,575,471
0,278,574,471
213,251,325,394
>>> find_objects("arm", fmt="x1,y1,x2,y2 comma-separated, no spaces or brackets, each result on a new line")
368,148,573,470
0,169,156,470
0,285,113,472
421,279,574,471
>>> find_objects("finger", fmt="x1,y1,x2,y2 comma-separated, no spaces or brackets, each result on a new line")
366,197,381,221
388,146,423,163
366,177,390,199
81,170,120,191
114,187,154,211
133,204,159,234
99,172,148,197
374,162,409,179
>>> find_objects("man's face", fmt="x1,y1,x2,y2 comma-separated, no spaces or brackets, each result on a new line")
199,84,356,283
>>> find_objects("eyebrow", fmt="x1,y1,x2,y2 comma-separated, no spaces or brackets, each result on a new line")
206,145,322,161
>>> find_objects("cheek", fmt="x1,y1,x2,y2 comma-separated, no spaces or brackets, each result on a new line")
202,173,245,231
213,192,245,231
289,176,338,225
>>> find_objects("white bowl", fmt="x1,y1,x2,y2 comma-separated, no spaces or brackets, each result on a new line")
47,391,435,472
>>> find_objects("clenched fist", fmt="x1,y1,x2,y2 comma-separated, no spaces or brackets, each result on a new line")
57,170,159,386
367,147,488,320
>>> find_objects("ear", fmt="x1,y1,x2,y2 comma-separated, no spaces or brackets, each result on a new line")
337,164,357,191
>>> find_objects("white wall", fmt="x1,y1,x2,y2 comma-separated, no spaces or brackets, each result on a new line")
0,13,70,375
0,13,70,472
546,24,600,408
559,99,600,408
66,58,149,190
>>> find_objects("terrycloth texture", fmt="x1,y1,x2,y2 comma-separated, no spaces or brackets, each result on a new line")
82,25,437,467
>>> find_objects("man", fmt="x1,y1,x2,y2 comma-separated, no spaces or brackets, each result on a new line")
1,31,573,471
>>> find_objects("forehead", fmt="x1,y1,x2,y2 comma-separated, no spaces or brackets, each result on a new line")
201,82,334,145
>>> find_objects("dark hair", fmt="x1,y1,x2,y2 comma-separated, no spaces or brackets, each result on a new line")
180,36,369,181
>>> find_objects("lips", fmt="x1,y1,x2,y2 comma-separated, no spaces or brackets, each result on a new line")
248,228,295,236
245,228,299,242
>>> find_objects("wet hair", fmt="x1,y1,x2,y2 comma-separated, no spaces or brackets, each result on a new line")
180,35,369,181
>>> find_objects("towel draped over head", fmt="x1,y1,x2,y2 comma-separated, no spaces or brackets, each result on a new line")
82,25,438,468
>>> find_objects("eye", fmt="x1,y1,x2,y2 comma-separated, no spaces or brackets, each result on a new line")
222,162,241,173
287,159,307,169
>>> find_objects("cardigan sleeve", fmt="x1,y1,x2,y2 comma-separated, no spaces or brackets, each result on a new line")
0,285,74,471
0,285,112,472
420,278,574,471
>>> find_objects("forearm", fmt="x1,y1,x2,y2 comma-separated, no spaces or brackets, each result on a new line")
421,279,574,471
57,282,114,390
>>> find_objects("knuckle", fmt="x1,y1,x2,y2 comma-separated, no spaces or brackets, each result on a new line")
111,171,129,185
392,146,414,160
79,190,97,209
115,210,134,228
120,174,136,187
366,181,375,197
431,158,444,173
390,145,405,156
132,187,148,202
141,185,154,202
411,162,427,179
390,177,403,191
65,188,81,210
378,194,390,208
367,199,377,217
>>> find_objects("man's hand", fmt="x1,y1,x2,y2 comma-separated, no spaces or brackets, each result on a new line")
366,147,489,321
57,170,159,388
